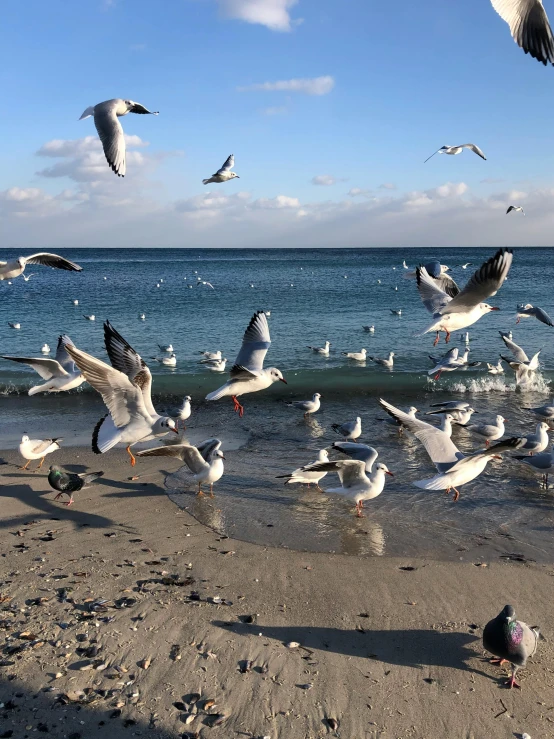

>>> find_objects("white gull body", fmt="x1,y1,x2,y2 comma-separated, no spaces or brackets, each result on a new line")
1,335,84,395
276,449,329,489
0,253,82,281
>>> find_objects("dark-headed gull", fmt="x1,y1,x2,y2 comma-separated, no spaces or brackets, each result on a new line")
19,434,62,471
8,322,20,329
48,466,104,506
202,154,239,185
205,311,286,417
307,341,331,355
331,417,362,440
507,205,525,215
159,343,174,353
491,0,554,66
1,335,84,395
379,398,524,500
202,357,227,372
483,605,540,690
331,441,378,472
276,449,329,490
424,143,486,163
137,438,224,496
286,392,321,417
79,99,158,177
0,253,82,281
516,303,554,327
415,249,513,345
66,324,178,465
300,460,393,517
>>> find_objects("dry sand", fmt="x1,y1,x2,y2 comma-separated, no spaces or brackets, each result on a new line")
1,446,553,739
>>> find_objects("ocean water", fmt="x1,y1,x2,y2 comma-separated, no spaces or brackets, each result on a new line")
1,247,553,561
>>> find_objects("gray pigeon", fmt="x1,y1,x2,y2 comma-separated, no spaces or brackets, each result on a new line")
48,466,104,506
483,605,539,689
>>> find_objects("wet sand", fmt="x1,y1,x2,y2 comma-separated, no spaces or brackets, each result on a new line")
1,446,554,739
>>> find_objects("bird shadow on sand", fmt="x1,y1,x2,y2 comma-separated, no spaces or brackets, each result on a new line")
213,621,494,679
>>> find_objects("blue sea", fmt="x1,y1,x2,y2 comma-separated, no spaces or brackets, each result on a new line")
1,247,553,561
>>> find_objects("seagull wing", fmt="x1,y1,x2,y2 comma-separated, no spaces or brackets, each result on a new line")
56,334,78,373
94,102,126,177
22,253,82,272
216,154,234,174
230,311,271,378
195,438,222,461
332,442,379,469
103,321,157,417
532,306,554,326
435,272,460,298
31,438,59,455
461,143,487,159
135,444,198,462
0,356,68,380
302,459,366,486
65,344,151,429
416,267,452,314
379,398,463,472
501,334,530,362
491,0,554,65
440,249,513,314
430,401,470,410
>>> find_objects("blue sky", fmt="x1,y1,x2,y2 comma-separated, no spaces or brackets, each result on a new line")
2,0,554,248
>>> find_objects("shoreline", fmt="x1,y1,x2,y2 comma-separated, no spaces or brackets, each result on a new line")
1,448,554,738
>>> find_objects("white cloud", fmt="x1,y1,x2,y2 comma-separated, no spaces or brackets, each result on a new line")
312,174,341,186
238,75,334,96
348,188,371,197
508,190,527,201
216,0,299,32
251,194,300,209
379,182,396,190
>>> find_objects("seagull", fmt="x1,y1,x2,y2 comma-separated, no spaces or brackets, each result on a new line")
378,405,419,435
73,300,79,306
300,460,393,517
428,348,463,380
202,358,227,372
379,398,524,500
41,344,50,354
0,253,82,281
8,322,20,329
158,344,174,353
487,359,505,375
460,263,473,269
21,273,35,282
465,415,507,447
402,260,409,269
286,392,322,418
151,353,177,367
205,311,286,417
390,309,402,316
425,406,478,425
516,304,554,327
460,332,470,343
197,280,215,289
167,395,192,429
500,334,541,383
202,154,239,185
514,445,554,487
331,441,379,472
491,0,554,66
65,324,179,465
79,99,159,177
424,143,486,163
48,466,104,506
199,350,222,361
137,438,225,497
83,315,95,321
19,434,62,471
1,334,85,395
276,449,330,490
483,605,540,690
139,313,146,320
428,401,471,412
499,330,513,340
404,261,452,282
342,348,367,361
307,341,331,355
415,249,513,345
507,205,525,215
368,351,395,368
518,422,550,455
362,325,375,333
331,417,362,440
523,399,554,422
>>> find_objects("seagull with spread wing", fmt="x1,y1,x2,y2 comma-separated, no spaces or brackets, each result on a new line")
202,154,240,185
1,335,84,395
137,438,225,496
424,143,487,163
507,205,525,215
79,99,158,177
0,253,82,281
414,249,513,345
516,303,554,327
379,398,525,501
205,311,286,417
65,322,178,465
499,333,541,384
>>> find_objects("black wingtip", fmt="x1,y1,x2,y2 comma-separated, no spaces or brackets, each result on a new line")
92,414,108,455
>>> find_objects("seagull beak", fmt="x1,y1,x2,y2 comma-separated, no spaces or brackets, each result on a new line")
279,378,288,384
171,427,179,434
492,455,502,460
490,306,500,311
221,455,226,460
386,470,394,476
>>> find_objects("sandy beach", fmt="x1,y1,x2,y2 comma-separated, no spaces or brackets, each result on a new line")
1,446,553,739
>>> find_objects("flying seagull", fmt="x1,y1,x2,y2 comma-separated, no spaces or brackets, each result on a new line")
79,99,159,177
424,144,486,163
491,0,554,66
202,154,239,185
0,253,82,281
507,205,525,215
516,303,554,327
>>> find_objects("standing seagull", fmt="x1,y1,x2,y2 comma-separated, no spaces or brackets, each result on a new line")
332,441,379,472
507,205,525,215
206,311,286,417
286,392,322,418
48,466,104,506
518,422,550,454
0,253,82,281
415,249,513,345
424,144,487,163
514,446,554,487
1,334,85,395
202,155,239,185
79,99,159,177
465,415,507,447
331,417,362,440
483,605,539,689
276,449,330,490
523,399,554,422
137,438,225,497
491,0,554,66
516,303,554,326
19,434,62,471
167,395,192,429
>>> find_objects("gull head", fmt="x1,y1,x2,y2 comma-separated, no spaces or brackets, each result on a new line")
124,100,159,115
229,172,240,179
313,393,322,400
408,406,418,415
318,449,329,462
481,303,499,313
215,450,225,460
184,395,192,402
496,415,506,424
376,463,394,477
268,367,287,384
21,434,30,443
17,257,26,268
157,417,179,434
440,264,450,273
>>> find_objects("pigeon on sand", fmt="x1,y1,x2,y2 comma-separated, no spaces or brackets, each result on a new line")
48,466,104,506
483,604,539,689
205,311,286,417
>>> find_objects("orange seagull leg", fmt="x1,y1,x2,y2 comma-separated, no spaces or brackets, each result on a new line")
126,445,136,467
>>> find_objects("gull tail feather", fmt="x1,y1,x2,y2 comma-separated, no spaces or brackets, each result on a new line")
205,384,230,401
92,414,121,454
413,476,449,491
202,178,212,185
